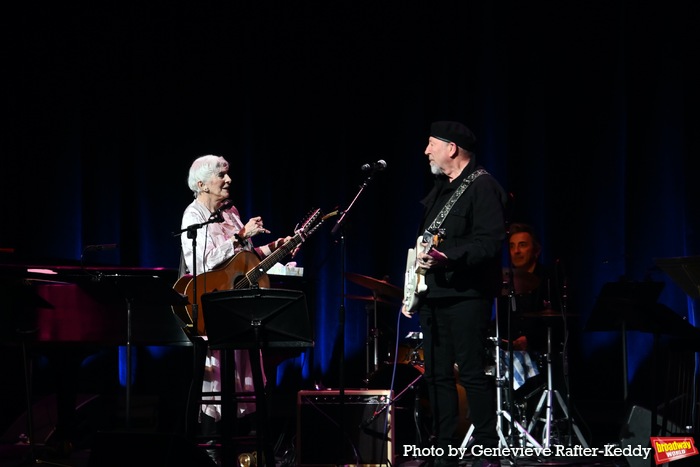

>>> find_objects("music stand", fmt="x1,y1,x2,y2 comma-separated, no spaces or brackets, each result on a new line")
654,256,700,300
586,281,665,402
83,274,190,428
586,280,700,438
654,256,700,433
200,288,313,467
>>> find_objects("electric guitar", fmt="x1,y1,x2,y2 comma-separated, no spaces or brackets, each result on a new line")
402,229,442,315
173,208,330,335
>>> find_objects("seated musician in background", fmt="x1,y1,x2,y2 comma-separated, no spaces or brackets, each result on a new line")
508,223,541,274
180,154,290,435
506,223,578,417
501,223,554,389
507,222,559,327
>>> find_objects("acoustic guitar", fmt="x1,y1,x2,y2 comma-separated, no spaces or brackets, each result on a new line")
173,208,327,335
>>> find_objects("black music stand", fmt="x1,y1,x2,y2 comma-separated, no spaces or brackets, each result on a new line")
586,280,700,438
81,274,190,428
654,256,700,300
586,281,666,402
200,288,313,467
654,256,700,432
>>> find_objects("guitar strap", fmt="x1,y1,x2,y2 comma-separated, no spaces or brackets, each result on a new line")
427,168,488,233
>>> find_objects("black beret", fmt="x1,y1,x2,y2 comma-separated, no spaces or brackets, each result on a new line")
430,121,476,151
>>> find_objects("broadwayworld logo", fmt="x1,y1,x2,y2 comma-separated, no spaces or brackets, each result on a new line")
650,437,699,465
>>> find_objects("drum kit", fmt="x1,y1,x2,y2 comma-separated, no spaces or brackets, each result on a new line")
484,268,587,449
345,268,588,451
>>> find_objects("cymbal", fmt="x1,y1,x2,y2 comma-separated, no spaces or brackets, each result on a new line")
346,272,403,299
502,269,541,295
345,294,393,305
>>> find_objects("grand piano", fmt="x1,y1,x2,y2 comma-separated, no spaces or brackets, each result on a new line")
0,262,195,456
0,261,311,455
0,263,310,346
0,263,189,346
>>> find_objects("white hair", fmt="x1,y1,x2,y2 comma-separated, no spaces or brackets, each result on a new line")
187,155,229,197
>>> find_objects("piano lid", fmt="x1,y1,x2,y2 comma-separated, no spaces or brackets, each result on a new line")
1,263,190,346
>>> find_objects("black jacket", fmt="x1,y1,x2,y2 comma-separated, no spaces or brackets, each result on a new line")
419,160,507,299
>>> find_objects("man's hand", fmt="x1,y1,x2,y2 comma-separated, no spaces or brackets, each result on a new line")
417,248,448,269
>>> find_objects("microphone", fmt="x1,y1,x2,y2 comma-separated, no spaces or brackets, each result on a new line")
211,199,235,222
218,198,235,211
360,160,387,172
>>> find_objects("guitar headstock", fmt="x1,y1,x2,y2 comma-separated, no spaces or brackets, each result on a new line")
296,208,324,237
291,208,338,244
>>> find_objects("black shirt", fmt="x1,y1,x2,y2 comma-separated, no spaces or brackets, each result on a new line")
419,160,508,300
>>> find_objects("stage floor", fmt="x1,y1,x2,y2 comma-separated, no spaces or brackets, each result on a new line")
0,391,694,467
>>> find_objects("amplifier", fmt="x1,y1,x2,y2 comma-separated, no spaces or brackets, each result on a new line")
296,389,394,467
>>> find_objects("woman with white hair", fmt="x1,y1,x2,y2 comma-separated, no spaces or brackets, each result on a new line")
180,154,289,437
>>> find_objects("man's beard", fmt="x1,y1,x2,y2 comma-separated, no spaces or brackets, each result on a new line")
429,162,443,175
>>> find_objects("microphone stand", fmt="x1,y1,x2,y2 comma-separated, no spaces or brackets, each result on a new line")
331,168,382,464
359,371,423,428
174,210,225,337
557,261,574,447
505,265,518,446
173,209,226,455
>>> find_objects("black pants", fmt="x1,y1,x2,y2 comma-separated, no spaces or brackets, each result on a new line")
419,297,499,455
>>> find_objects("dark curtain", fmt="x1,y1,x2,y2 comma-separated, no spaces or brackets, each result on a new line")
4,1,699,418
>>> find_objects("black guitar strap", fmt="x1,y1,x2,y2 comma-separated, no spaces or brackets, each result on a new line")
427,168,488,233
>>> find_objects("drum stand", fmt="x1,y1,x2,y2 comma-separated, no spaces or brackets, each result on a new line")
461,299,542,451
526,324,587,448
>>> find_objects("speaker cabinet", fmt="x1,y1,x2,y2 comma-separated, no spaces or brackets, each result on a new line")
88,431,217,467
297,390,394,466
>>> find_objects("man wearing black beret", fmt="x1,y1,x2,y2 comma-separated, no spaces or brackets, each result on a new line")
402,121,507,467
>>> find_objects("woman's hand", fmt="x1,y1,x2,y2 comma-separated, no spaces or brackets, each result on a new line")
240,216,270,239
272,236,300,256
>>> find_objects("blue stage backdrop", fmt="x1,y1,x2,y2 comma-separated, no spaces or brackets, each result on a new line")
3,2,699,410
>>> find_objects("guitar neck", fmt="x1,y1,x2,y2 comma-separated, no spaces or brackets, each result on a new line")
241,233,303,287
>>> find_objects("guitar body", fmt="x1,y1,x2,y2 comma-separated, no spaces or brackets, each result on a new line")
172,274,193,327
172,208,329,336
401,172,484,316
180,251,271,335
402,231,440,315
